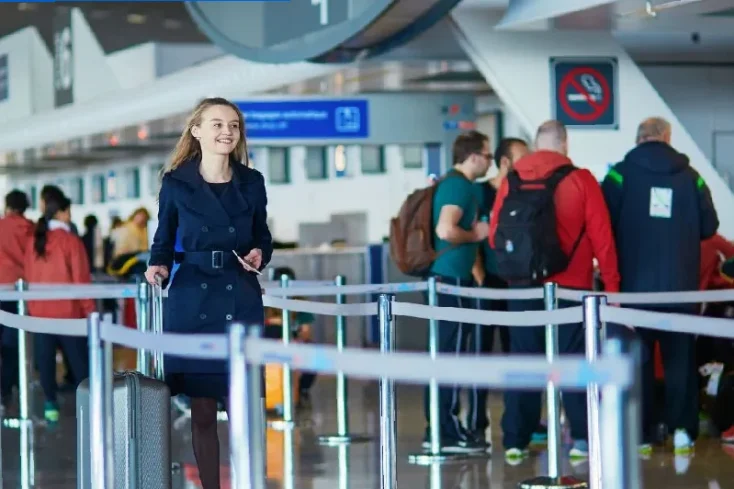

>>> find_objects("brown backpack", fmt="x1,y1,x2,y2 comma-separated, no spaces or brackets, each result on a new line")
389,173,459,277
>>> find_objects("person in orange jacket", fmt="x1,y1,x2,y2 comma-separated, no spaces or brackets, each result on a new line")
0,190,34,411
24,190,94,423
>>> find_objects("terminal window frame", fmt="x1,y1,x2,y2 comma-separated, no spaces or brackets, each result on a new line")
68,177,85,205
305,146,328,180
123,167,141,200
360,145,386,174
92,174,107,204
268,147,291,184
401,144,423,169
149,162,164,196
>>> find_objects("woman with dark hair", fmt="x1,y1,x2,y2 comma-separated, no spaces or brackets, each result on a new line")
23,191,93,423
145,97,273,489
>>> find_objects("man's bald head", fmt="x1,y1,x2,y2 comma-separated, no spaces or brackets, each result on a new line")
636,117,671,145
535,120,568,155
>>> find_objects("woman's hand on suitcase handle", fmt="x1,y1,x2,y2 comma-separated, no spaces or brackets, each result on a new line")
145,265,169,286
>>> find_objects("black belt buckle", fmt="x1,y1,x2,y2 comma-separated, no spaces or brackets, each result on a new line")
212,251,224,269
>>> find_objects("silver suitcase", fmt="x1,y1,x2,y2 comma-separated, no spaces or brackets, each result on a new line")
77,371,171,489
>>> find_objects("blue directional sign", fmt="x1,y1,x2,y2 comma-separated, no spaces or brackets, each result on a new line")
236,99,369,140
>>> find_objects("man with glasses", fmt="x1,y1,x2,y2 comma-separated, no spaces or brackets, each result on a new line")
423,130,492,453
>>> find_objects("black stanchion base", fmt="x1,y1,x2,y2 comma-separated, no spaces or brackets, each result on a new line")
317,433,374,446
518,475,588,489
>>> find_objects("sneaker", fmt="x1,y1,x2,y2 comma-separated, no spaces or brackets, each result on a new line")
44,401,60,423
504,447,529,465
530,431,548,445
172,394,191,415
673,429,694,454
721,426,734,444
421,432,485,453
638,443,653,458
569,439,589,458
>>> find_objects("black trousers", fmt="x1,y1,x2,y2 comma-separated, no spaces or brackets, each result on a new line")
423,276,475,440
501,297,587,450
467,274,510,434
638,326,698,442
35,334,88,403
0,301,19,400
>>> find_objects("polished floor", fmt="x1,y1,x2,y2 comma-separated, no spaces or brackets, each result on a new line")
2,378,734,489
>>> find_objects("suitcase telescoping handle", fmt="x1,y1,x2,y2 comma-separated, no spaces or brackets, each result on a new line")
151,274,165,381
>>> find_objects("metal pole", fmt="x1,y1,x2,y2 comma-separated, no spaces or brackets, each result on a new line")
102,315,115,489
267,274,295,430
229,323,253,489
152,279,165,381
408,276,467,464
519,283,586,489
319,275,371,445
247,326,266,489
600,339,626,489
88,312,108,489
583,295,606,489
15,279,33,489
378,294,396,489
135,281,151,376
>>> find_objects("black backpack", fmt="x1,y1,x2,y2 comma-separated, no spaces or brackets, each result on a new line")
494,165,583,284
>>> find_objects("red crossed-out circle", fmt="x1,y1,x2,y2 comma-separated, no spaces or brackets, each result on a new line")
558,67,610,123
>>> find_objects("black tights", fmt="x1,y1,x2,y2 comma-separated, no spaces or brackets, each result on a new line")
191,397,223,489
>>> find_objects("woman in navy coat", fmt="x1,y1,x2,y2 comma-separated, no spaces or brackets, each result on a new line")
145,97,272,489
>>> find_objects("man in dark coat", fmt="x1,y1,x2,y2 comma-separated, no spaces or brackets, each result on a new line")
602,117,719,455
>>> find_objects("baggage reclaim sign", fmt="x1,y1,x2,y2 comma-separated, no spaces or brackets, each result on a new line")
236,99,369,140
551,57,618,129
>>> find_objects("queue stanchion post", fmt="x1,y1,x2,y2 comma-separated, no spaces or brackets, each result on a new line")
319,275,372,445
378,294,397,489
583,295,606,489
15,278,35,489
88,312,110,489
135,281,152,376
520,283,587,489
269,274,295,430
600,338,636,489
408,277,467,465
229,322,261,489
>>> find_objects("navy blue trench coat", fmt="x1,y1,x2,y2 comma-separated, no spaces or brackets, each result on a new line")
149,158,273,386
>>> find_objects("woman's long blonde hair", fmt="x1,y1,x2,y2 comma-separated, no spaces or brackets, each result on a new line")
162,97,250,178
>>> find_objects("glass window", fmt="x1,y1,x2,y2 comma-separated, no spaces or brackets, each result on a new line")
361,145,385,174
150,163,164,195
106,172,118,201
268,147,290,184
305,146,327,180
123,168,141,199
92,175,106,203
68,177,84,205
28,185,38,210
402,145,423,169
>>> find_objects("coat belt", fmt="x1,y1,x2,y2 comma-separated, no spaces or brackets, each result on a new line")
174,251,239,270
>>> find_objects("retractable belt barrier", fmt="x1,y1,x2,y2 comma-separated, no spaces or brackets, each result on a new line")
3,274,732,489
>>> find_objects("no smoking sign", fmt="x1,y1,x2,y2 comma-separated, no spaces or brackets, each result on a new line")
551,57,618,129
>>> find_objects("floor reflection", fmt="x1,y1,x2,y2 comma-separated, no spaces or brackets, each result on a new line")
2,380,733,489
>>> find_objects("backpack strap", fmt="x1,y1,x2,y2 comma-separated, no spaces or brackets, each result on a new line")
544,165,577,190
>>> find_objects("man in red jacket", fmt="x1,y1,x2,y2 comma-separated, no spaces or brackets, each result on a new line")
489,120,620,461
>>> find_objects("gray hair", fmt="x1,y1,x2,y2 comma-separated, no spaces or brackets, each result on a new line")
636,117,671,144
535,120,567,151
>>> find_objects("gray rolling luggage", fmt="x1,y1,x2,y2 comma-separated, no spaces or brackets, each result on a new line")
77,371,171,489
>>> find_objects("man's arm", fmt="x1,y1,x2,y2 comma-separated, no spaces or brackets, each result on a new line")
435,206,482,243
582,170,621,293
434,177,486,244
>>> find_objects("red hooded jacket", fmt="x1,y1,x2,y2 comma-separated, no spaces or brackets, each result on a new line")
700,234,734,290
24,227,95,319
489,150,620,292
0,213,34,284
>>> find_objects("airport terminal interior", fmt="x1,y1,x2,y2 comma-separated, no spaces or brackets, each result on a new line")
2,0,734,488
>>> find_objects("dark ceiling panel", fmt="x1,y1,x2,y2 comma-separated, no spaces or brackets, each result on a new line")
0,2,209,54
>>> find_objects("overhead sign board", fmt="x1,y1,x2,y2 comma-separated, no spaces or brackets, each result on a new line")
186,0,394,64
551,57,618,129
0,54,8,103
236,100,369,140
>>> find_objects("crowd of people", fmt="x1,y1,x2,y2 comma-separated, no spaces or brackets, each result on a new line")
0,184,151,423
415,118,734,463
